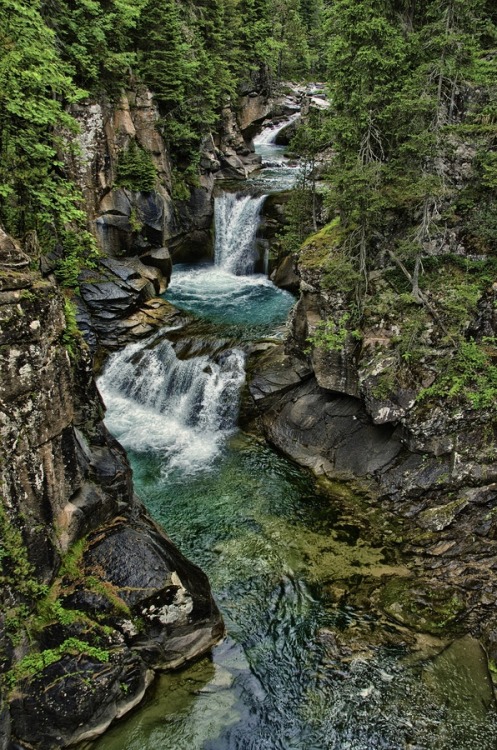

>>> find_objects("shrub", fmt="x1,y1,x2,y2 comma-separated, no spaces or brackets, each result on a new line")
116,140,157,192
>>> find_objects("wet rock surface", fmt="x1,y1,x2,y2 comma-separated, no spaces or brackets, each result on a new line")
0,237,223,749
10,650,153,749
246,345,403,478
423,635,496,719
244,250,497,657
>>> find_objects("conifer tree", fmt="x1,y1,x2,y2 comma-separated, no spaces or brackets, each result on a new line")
0,0,84,240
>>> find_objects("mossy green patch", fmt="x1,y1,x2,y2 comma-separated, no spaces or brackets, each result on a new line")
299,218,342,268
418,497,468,532
380,578,466,635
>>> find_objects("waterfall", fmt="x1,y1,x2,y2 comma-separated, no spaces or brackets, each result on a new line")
98,335,246,474
253,113,300,146
214,192,265,276
99,164,293,474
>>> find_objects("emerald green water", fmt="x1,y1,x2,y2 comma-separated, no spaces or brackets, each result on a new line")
95,142,497,749
94,436,497,750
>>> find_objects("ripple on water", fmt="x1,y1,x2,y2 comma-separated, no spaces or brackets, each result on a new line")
93,437,497,750
165,264,295,330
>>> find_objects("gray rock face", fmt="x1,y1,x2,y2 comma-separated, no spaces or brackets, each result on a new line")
61,116,182,351
270,255,300,292
246,346,402,478
75,254,176,352
168,182,215,263
0,237,223,749
289,292,361,398
68,90,216,271
96,189,170,260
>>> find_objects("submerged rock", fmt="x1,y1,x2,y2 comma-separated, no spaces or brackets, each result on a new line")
424,636,496,720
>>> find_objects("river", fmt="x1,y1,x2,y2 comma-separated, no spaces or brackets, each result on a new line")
95,120,497,750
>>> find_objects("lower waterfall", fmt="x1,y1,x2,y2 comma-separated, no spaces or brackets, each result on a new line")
99,188,272,472
98,337,245,474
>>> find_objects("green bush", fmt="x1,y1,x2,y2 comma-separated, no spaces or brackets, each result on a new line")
54,229,99,291
61,298,82,360
419,338,497,409
306,313,361,353
116,140,157,192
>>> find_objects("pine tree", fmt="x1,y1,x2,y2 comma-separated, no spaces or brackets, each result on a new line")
0,0,85,241
41,0,146,93
272,0,311,79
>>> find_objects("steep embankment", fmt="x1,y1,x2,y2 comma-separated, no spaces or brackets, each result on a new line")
0,69,295,748
0,228,223,748
245,114,497,660
65,81,288,358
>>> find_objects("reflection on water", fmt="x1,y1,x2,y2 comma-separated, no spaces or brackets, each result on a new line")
95,120,497,750
94,437,497,750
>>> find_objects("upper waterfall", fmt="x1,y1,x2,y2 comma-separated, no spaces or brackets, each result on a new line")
253,113,300,146
214,192,266,276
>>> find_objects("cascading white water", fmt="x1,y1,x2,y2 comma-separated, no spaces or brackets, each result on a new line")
214,192,266,275
98,336,245,474
253,113,300,146
99,184,294,473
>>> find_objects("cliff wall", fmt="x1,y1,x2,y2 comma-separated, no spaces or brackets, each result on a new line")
245,128,497,660
0,229,223,749
0,72,281,747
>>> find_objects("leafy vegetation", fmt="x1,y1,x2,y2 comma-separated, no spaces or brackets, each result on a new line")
54,230,99,291
116,141,157,193
306,313,361,353
7,637,110,687
0,0,326,257
419,339,497,409
0,0,86,242
0,503,46,602
284,0,497,409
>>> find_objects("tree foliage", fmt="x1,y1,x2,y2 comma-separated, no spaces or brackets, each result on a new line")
290,0,497,405
0,0,86,240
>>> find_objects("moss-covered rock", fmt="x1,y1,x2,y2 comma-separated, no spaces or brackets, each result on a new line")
0,234,223,748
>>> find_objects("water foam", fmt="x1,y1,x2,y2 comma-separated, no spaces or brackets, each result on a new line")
214,193,266,275
253,113,300,146
98,336,245,475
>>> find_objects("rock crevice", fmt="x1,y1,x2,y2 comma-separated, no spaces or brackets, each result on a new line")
0,230,223,749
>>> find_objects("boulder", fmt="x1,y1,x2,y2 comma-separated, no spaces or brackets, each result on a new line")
10,651,153,749
246,346,403,478
139,247,172,283
271,255,300,293
80,515,224,670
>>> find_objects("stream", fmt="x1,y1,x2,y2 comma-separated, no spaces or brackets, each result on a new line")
95,121,497,749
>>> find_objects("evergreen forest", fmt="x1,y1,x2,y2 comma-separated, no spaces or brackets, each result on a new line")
2,0,497,406
2,1,497,747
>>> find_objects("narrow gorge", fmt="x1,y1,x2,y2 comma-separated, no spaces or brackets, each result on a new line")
93,125,497,749
2,2,497,748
